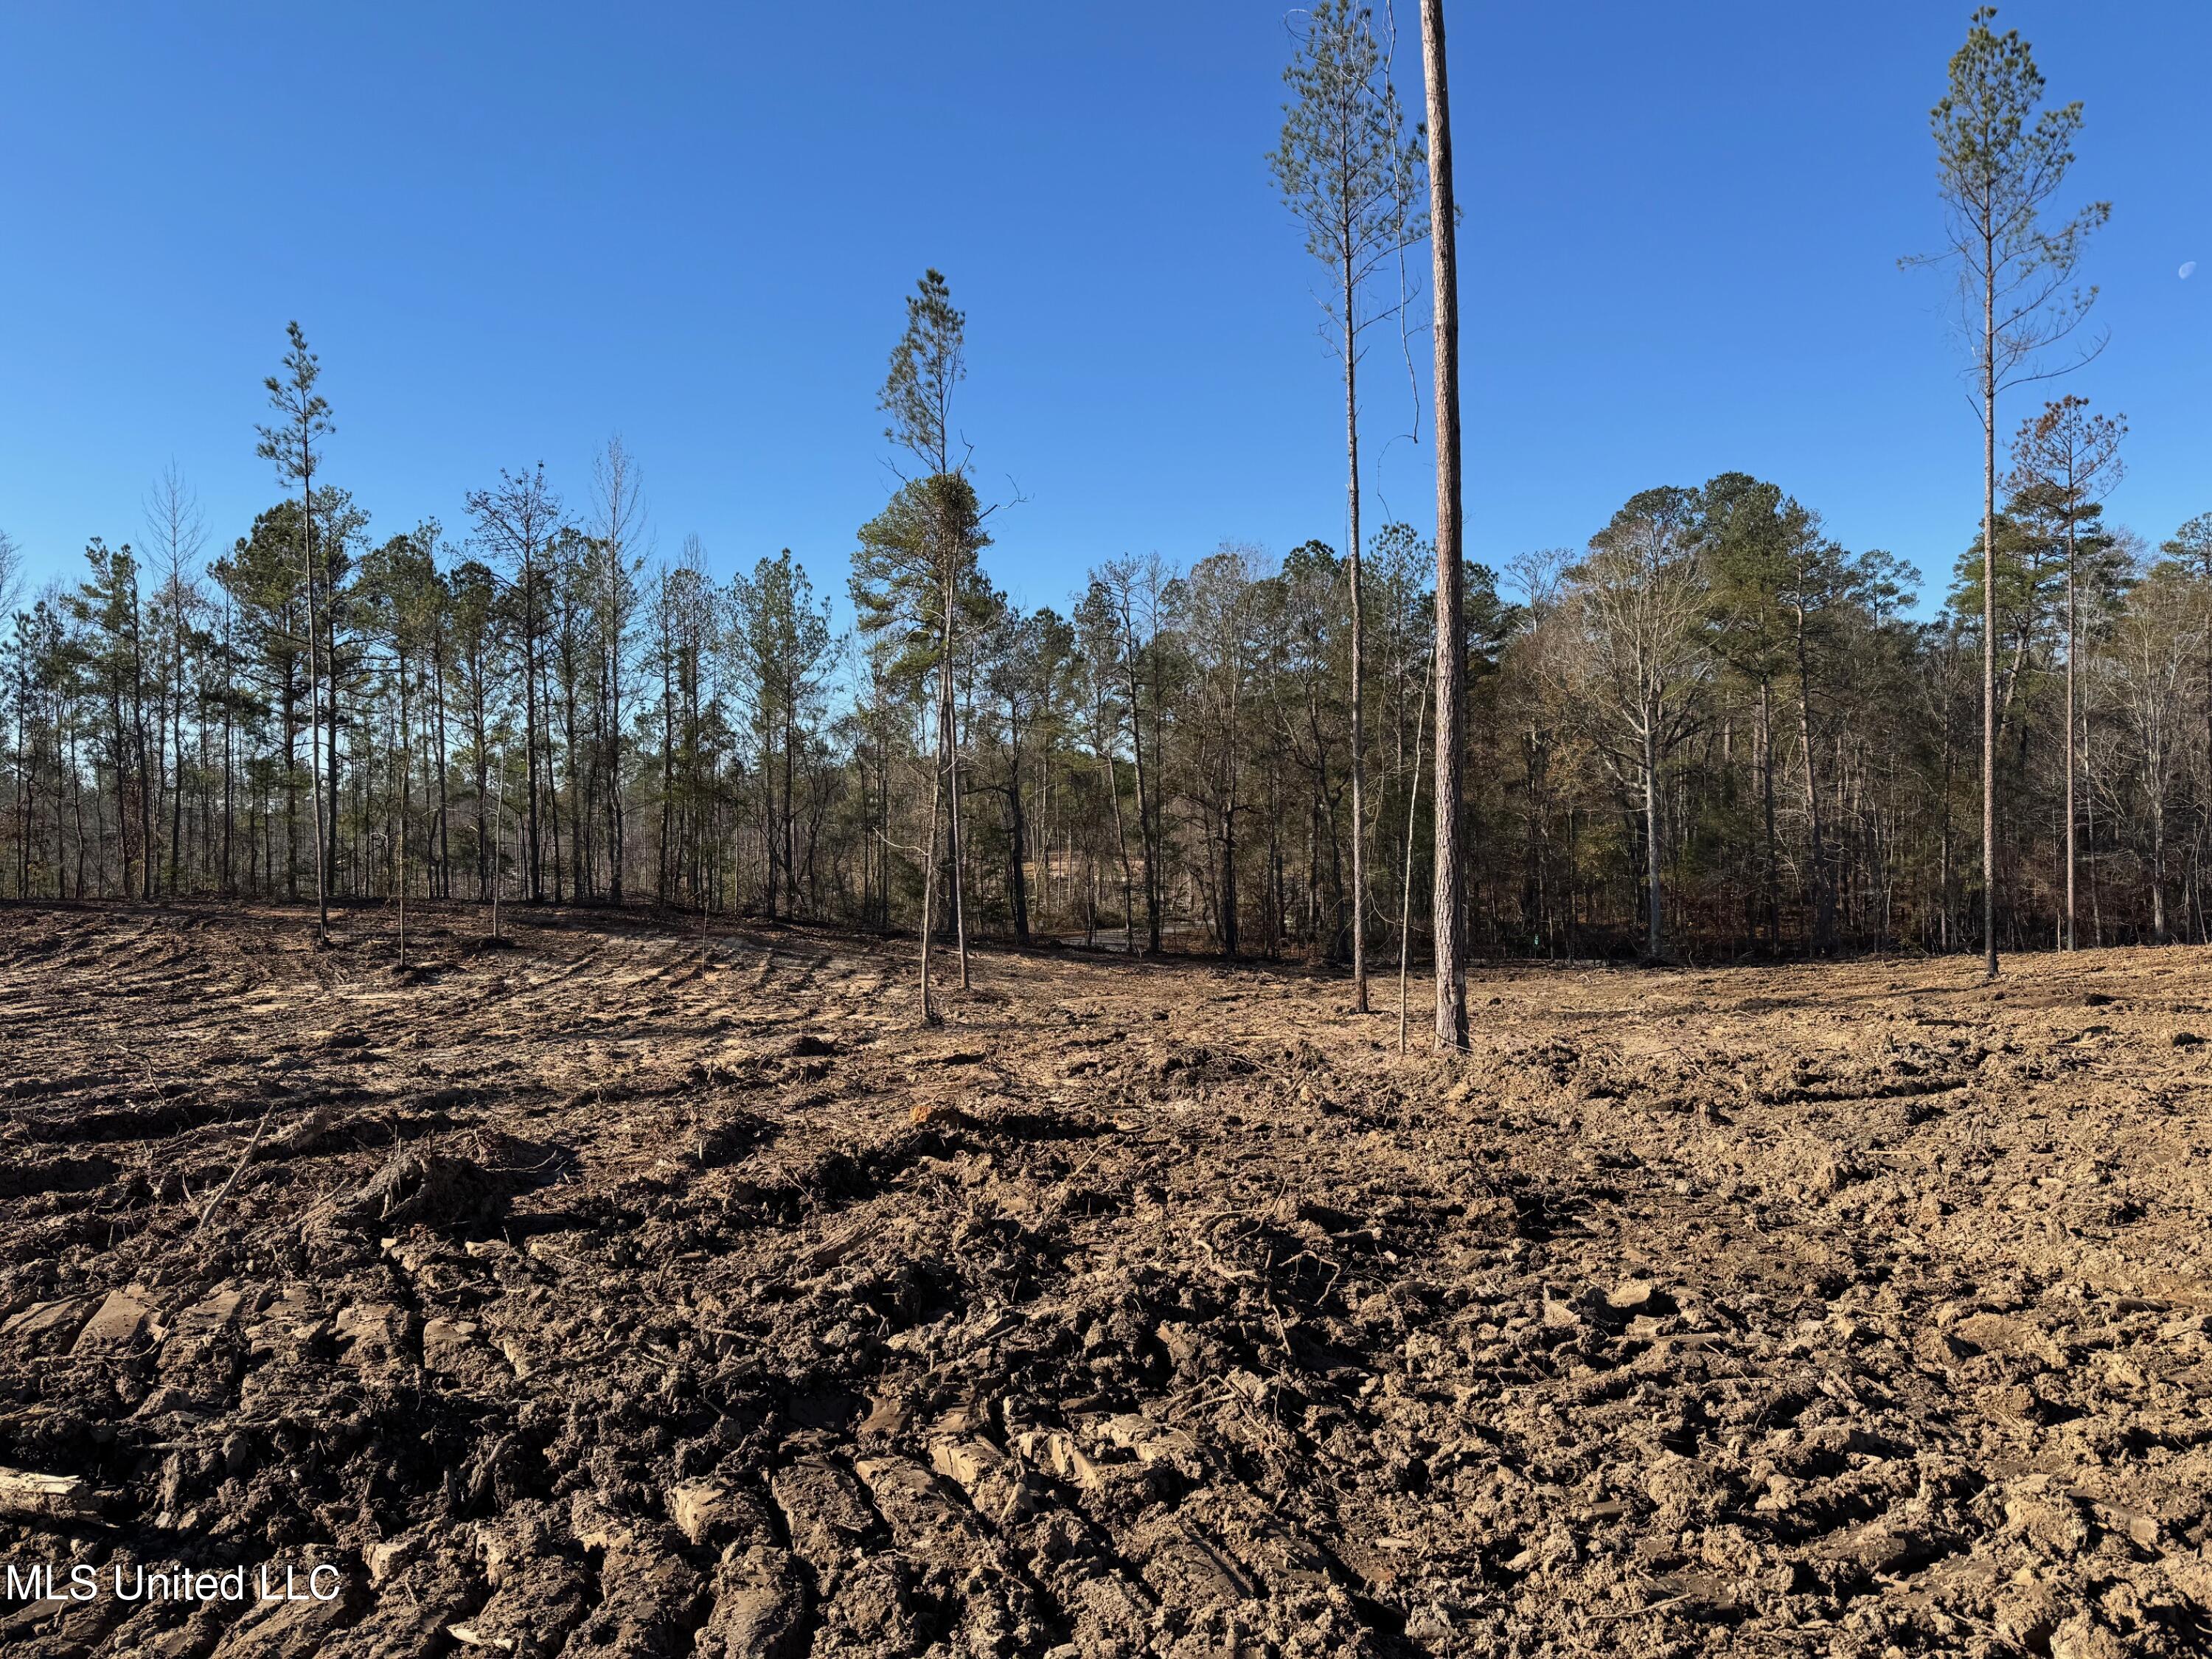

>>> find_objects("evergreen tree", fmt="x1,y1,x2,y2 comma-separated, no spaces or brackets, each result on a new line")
1910,6,2108,977
1272,0,1426,1012
253,321,334,939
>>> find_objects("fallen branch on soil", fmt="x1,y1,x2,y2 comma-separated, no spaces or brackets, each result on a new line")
193,1101,279,1236
1589,1589,1692,1620
0,1467,99,1523
1195,1235,1254,1284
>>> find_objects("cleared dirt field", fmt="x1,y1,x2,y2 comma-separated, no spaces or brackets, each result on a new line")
3,907,2212,1658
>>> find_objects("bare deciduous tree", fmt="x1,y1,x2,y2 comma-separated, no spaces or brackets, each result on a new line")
2110,562,2199,942
144,465,206,899
1563,490,1711,960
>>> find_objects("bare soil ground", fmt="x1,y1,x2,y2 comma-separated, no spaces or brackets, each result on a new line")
4,906,2212,1658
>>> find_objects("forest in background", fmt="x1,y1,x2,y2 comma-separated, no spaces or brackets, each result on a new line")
7,375,2209,964
1,4,2205,971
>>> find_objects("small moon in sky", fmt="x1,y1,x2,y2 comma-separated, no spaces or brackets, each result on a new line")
2184,261,2199,279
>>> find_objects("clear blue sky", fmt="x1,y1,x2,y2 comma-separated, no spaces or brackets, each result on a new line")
2,2,2206,620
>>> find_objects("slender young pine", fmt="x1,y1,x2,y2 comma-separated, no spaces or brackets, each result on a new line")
254,322,333,944
1272,1,1426,1014
2009,396,2124,950
856,271,992,1020
1910,6,2107,978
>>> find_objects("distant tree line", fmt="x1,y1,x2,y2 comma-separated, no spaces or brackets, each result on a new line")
0,6,2185,976
2,305,2206,962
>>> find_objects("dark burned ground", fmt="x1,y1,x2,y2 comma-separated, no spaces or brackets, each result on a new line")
4,908,2212,1658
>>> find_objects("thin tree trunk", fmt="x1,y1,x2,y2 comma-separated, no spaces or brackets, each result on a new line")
1099,700,1135,951
942,571,970,987
1795,616,1830,951
2153,788,2168,943
1344,291,1368,1011
1398,650,1432,1054
220,603,236,894
524,575,542,903
918,743,942,1024
1420,0,1467,1050
168,620,185,895
1644,717,1663,958
325,586,341,911
301,471,328,941
1760,677,1780,950
434,647,451,900
1006,758,1032,947
788,703,801,914
1980,224,1999,979
1123,635,1160,955
491,745,507,940
2065,529,2076,949
397,679,408,966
